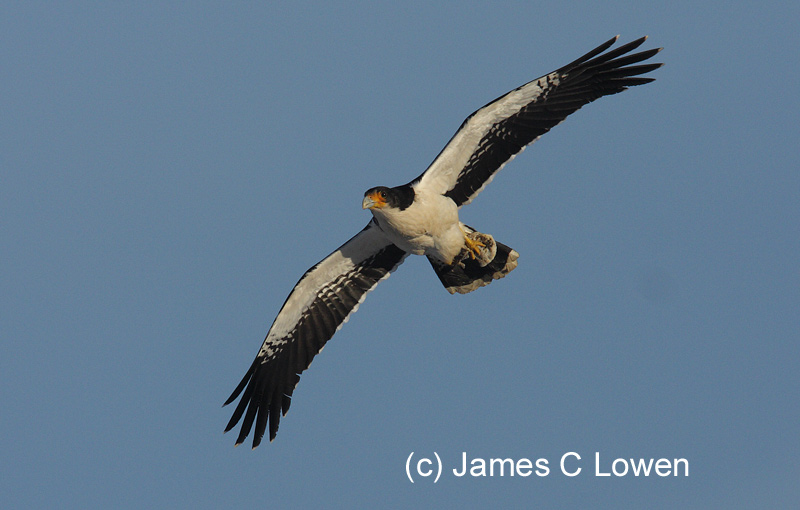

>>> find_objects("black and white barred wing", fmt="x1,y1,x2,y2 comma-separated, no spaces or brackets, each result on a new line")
224,220,408,448
413,36,662,207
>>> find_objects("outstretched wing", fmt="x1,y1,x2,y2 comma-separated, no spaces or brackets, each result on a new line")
224,220,408,448
412,36,662,207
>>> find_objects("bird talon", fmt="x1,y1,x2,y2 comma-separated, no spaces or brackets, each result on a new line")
464,236,485,259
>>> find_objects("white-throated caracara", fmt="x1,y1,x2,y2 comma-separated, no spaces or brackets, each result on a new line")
224,36,662,448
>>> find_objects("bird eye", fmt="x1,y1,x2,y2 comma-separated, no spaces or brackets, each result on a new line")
380,191,387,199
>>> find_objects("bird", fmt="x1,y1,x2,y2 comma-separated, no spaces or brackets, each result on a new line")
224,35,662,448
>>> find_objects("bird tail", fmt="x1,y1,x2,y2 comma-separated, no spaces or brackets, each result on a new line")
427,227,519,295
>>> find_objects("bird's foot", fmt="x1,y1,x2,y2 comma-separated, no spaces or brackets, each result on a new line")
457,230,497,267
464,235,485,260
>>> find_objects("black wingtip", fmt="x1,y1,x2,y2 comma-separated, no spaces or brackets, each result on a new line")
559,35,660,76
223,359,258,407
561,35,619,71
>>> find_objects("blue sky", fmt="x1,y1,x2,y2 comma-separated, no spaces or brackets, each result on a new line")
2,1,798,508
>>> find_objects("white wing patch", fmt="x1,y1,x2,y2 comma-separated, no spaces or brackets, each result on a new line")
224,221,408,447
259,222,401,358
410,36,661,209
417,74,557,200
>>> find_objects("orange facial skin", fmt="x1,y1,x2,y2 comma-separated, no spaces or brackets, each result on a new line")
362,190,388,210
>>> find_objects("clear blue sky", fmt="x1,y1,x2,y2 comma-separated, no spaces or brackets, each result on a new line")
2,2,798,508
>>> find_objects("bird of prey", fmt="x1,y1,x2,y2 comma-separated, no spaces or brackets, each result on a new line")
224,35,662,448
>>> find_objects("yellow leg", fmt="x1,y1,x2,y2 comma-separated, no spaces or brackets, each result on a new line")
462,229,485,260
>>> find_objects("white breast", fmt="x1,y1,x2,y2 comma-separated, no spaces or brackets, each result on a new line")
371,189,463,263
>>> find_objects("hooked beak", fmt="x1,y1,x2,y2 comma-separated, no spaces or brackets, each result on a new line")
362,196,376,209
362,192,386,210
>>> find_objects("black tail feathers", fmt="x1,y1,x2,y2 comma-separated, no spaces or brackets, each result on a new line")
428,233,519,295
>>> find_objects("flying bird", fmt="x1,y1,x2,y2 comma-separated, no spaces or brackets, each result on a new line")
224,35,662,448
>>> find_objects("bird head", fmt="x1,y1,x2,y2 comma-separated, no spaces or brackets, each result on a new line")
362,185,415,211
362,187,389,210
